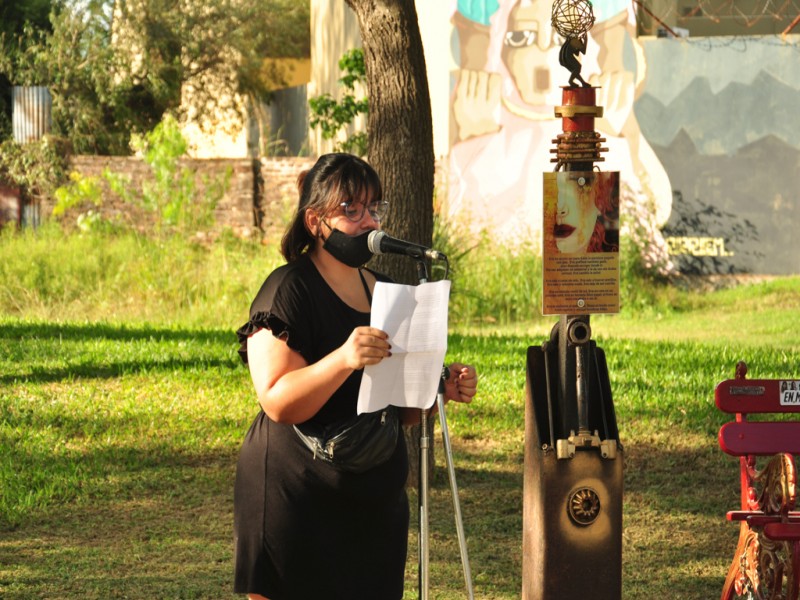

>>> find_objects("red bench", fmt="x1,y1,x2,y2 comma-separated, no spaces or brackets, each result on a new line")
716,361,800,600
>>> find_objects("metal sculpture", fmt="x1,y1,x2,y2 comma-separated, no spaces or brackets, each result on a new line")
552,0,595,88
522,2,623,598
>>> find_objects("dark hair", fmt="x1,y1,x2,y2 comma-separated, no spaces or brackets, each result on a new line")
280,153,382,262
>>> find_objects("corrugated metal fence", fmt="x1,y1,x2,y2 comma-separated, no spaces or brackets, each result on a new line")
12,86,52,144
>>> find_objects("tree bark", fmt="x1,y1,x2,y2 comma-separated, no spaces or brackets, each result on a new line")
344,0,436,487
344,0,434,283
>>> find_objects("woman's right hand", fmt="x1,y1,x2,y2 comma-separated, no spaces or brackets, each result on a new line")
341,326,392,370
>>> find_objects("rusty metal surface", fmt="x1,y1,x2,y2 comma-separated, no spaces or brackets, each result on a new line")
522,424,623,599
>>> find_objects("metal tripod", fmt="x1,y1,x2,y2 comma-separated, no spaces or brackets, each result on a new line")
415,259,474,600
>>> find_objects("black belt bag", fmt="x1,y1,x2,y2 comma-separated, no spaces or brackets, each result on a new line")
293,406,400,473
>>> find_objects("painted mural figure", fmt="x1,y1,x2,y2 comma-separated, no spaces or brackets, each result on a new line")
448,0,672,245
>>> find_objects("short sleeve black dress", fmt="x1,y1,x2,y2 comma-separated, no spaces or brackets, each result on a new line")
233,254,409,600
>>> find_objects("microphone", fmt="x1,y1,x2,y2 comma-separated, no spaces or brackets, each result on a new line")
367,230,446,261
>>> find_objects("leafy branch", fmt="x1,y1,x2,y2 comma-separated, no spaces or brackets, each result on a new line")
308,48,368,156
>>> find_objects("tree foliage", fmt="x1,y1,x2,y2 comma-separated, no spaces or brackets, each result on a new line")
0,9,148,154
308,48,369,156
0,0,61,138
0,0,310,155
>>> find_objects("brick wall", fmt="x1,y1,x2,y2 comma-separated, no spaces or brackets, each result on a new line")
0,184,22,228
259,156,315,239
50,155,315,239
34,155,446,240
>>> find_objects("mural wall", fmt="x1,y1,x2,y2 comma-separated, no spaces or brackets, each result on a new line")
446,0,800,275
636,37,800,275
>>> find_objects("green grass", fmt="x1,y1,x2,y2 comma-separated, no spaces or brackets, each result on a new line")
2,227,800,598
0,224,283,328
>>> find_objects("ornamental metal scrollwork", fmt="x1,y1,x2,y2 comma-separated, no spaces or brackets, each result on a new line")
757,454,797,516
731,453,798,599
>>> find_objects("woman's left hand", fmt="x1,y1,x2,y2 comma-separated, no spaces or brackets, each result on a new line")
444,363,478,404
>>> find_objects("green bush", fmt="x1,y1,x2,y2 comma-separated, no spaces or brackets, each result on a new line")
0,137,68,201
110,115,229,234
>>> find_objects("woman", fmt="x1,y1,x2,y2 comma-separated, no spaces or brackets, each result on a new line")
554,171,619,254
234,153,478,600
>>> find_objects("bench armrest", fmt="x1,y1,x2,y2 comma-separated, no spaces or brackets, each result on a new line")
764,522,800,541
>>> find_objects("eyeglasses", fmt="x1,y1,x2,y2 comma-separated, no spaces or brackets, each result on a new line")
338,200,389,222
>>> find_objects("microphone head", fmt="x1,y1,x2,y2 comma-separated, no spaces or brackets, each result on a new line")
367,230,385,255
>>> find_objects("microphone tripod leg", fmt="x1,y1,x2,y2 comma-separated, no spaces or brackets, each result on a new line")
417,261,431,600
419,407,430,600
437,393,475,600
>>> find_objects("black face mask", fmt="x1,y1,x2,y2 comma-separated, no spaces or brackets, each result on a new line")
322,228,375,268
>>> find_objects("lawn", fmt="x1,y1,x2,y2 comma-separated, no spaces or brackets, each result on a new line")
2,229,800,599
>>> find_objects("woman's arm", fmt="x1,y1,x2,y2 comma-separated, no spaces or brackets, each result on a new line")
247,326,392,424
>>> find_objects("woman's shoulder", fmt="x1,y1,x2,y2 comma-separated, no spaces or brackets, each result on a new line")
251,255,316,313
263,255,312,285
238,256,317,363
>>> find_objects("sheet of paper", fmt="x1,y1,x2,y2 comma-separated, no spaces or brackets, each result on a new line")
357,280,451,414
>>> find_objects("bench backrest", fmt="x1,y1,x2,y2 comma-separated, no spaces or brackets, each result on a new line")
716,373,800,456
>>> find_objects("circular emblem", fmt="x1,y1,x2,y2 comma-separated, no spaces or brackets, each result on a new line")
568,487,601,525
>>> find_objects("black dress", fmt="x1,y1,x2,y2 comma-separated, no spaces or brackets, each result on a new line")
234,254,409,599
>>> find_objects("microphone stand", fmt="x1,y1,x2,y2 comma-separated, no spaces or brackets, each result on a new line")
414,257,474,600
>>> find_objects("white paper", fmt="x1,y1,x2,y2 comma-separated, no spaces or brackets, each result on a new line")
357,280,451,414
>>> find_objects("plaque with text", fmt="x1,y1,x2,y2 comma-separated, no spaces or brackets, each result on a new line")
542,171,620,315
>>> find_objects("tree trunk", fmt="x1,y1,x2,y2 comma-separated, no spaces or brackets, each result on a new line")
344,0,434,284
344,0,436,486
